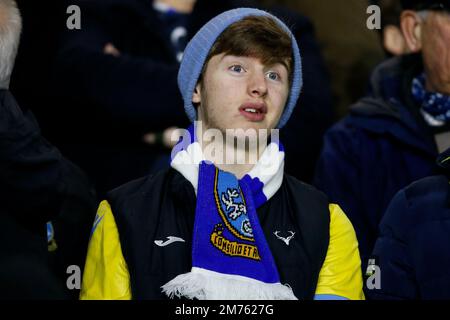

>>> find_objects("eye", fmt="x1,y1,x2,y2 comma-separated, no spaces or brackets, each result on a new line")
266,71,281,81
229,65,245,73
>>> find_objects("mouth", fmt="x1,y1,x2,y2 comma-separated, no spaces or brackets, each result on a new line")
239,102,267,122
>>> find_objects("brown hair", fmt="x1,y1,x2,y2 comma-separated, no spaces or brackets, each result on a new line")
200,15,294,84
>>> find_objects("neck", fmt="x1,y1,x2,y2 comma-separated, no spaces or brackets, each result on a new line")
215,146,256,179
424,71,450,96
196,124,265,179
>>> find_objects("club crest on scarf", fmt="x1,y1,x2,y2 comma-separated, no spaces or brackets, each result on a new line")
211,168,261,260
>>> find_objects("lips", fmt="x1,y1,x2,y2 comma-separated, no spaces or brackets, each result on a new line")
239,102,267,122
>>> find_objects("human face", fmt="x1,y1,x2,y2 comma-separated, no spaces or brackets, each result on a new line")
420,11,450,94
193,54,290,134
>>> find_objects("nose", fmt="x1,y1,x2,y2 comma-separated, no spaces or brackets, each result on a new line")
247,71,268,98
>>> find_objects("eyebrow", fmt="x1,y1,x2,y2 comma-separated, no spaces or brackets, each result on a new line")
222,55,287,70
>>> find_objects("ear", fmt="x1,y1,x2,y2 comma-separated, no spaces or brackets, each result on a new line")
192,82,202,104
383,25,408,56
400,10,423,53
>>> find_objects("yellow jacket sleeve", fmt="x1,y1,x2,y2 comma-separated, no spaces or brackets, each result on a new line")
80,200,132,300
314,203,365,300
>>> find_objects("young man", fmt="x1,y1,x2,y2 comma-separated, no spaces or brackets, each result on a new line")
80,8,364,300
49,0,333,194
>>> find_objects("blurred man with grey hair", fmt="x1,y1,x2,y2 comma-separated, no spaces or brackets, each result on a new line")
0,0,96,299
0,0,22,88
314,0,450,286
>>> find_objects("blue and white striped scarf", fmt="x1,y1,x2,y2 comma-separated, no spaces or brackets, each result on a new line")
161,124,297,300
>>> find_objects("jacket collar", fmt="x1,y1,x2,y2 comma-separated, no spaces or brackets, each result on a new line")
437,148,450,173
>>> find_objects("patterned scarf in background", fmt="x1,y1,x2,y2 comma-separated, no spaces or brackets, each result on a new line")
412,73,450,126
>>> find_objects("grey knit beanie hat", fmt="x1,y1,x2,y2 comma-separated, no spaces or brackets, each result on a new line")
178,7,302,128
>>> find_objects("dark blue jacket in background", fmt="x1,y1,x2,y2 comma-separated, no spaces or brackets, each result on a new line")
314,54,441,266
0,89,96,299
370,148,450,299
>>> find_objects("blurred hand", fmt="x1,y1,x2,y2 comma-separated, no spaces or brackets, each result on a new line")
143,126,183,148
104,43,121,57
155,0,196,13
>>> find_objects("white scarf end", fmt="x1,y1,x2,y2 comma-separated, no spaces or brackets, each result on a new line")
161,270,298,300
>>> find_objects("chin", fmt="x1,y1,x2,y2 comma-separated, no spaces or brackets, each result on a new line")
241,119,271,129
214,118,272,133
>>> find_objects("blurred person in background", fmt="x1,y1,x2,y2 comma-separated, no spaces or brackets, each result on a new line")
378,0,409,56
314,0,450,280
0,0,96,299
